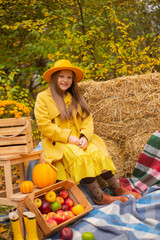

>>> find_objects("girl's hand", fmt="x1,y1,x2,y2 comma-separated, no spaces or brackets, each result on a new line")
68,135,80,145
79,136,88,150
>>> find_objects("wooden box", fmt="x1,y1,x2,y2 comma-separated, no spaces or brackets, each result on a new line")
23,179,93,239
0,117,33,155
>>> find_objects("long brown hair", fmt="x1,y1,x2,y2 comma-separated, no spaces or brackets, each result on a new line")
50,70,91,121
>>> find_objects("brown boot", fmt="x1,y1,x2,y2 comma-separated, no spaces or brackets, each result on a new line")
93,193,128,205
114,185,142,199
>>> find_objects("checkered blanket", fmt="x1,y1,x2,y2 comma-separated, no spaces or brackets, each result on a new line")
49,187,160,240
119,131,160,193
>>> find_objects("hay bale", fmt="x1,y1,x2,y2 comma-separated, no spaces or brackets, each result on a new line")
79,72,160,177
104,139,124,178
124,132,152,174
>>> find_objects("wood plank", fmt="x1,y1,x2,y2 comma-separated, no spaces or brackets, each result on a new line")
0,117,31,127
0,126,27,136
0,136,27,146
19,162,25,182
0,145,28,155
4,161,13,198
0,197,19,207
0,150,43,160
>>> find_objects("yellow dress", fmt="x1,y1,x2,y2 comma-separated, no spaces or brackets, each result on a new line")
53,92,116,184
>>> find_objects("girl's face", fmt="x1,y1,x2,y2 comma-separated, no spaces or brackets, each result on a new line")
57,70,73,93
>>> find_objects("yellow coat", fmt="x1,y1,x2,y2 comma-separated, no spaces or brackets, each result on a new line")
34,87,112,165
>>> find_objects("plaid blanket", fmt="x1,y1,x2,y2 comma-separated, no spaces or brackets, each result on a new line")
119,131,160,193
49,187,160,240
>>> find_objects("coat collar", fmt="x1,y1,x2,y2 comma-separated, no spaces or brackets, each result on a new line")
46,87,52,96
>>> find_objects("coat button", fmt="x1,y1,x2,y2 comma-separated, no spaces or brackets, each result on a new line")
52,141,56,146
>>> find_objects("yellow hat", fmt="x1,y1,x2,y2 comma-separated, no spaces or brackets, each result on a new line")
43,59,84,82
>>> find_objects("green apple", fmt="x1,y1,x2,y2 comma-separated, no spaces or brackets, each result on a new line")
50,200,61,212
82,232,95,240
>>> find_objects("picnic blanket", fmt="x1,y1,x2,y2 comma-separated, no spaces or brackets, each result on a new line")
48,187,160,240
119,130,160,193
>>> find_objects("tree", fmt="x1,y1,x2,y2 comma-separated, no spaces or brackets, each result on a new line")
0,0,159,97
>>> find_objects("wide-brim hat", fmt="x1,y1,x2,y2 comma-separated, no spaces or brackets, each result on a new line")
43,59,84,83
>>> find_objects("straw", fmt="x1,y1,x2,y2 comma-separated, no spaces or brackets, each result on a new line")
79,72,160,177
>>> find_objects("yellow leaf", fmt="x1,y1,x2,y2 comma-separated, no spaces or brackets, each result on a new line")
44,12,49,17
2,25,10,29
0,226,7,234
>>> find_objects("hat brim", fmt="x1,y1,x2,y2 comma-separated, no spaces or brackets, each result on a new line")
43,66,84,83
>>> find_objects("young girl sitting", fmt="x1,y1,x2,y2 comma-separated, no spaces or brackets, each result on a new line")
34,59,141,205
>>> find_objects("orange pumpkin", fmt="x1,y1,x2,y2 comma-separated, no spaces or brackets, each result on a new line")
32,163,57,188
20,180,34,194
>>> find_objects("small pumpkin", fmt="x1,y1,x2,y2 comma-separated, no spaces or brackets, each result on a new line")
32,163,57,189
20,180,34,194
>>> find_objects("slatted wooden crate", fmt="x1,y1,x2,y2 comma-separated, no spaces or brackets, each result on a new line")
0,117,33,155
21,179,93,239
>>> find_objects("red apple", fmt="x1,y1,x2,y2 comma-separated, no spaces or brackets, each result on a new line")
63,211,75,221
67,211,75,219
48,211,56,219
60,227,73,240
69,207,73,212
59,190,69,199
64,198,74,208
63,211,74,220
34,198,42,208
61,204,69,211
42,214,49,221
56,196,64,205
46,218,57,226
54,212,66,224
40,199,51,214
56,210,65,215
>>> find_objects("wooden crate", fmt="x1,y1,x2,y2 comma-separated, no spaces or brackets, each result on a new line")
0,117,33,155
22,179,93,239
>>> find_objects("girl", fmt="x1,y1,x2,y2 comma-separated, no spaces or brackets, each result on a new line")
34,59,141,205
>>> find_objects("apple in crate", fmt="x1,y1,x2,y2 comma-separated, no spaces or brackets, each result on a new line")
64,198,74,207
40,199,51,214
64,211,75,220
56,196,64,205
42,214,49,221
59,190,69,199
51,200,62,212
34,198,42,208
48,212,56,220
46,218,57,226
60,227,73,240
54,212,66,224
45,190,56,203
56,210,65,215
61,204,69,211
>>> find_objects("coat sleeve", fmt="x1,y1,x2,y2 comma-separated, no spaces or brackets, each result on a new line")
80,113,94,142
34,92,71,143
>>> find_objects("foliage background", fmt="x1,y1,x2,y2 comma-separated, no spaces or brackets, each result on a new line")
0,0,160,140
